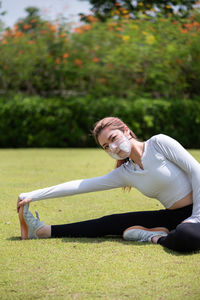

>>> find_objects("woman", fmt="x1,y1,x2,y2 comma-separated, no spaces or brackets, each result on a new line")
17,117,200,253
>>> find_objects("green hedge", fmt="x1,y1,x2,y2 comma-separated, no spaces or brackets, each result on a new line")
0,95,200,148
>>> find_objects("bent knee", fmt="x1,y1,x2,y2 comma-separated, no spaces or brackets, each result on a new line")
176,222,199,237
174,223,200,252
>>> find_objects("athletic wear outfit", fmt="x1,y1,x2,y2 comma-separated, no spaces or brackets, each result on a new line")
19,134,200,252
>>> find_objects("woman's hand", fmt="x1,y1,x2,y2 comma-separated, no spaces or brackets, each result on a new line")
17,196,32,213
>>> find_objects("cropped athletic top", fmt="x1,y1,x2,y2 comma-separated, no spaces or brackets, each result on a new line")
19,134,200,223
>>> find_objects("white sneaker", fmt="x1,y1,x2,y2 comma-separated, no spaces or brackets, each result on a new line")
123,226,169,243
18,204,44,239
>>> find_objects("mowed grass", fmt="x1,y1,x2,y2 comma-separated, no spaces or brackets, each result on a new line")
0,148,200,300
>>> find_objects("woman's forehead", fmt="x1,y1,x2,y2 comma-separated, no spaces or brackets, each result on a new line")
98,128,122,144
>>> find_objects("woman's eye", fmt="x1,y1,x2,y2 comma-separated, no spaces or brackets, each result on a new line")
104,145,109,150
112,136,116,141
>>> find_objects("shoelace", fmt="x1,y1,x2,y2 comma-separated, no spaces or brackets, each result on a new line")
35,211,40,221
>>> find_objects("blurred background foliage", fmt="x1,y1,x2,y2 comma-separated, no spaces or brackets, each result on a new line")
81,0,196,21
0,1,200,147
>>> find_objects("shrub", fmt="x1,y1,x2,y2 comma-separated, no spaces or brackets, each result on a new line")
0,94,199,148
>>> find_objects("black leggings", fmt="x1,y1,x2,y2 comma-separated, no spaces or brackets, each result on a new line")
51,204,200,253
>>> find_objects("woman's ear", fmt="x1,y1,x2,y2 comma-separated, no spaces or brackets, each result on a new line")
124,126,130,136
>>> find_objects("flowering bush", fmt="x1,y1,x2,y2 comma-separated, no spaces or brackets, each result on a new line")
0,9,200,99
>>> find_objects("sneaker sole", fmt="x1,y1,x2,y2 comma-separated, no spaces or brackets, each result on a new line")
123,225,169,237
18,206,28,240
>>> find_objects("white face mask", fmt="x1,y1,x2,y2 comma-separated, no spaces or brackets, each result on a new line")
107,135,131,160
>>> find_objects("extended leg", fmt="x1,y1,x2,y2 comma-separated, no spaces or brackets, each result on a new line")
19,204,192,240
50,205,192,238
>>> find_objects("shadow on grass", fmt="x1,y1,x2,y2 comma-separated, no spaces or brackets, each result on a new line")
7,236,22,241
7,236,197,256
60,236,197,256
161,246,199,256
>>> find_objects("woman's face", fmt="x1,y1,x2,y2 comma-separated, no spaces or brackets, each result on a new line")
98,126,131,160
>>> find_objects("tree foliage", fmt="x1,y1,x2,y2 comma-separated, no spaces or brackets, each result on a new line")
0,1,6,32
0,7,200,99
17,6,46,34
81,0,196,21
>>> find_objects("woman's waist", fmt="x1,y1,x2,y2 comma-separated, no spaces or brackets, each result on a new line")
168,191,193,210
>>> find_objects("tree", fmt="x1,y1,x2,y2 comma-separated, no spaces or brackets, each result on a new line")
16,6,45,33
81,0,196,21
0,1,6,32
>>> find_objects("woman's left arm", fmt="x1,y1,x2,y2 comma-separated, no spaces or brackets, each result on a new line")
154,134,200,223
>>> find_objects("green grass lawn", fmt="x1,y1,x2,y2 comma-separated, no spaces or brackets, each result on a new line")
0,148,200,300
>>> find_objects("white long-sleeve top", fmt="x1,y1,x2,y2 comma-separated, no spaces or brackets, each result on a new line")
19,134,200,223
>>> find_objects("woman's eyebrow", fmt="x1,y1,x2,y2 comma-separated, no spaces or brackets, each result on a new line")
102,134,114,148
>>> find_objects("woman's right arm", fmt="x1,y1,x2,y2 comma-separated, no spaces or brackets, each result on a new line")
17,167,127,211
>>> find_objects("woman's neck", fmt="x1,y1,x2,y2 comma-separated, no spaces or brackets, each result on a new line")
129,140,145,169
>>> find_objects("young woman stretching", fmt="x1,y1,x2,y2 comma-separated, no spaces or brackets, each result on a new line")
17,117,200,253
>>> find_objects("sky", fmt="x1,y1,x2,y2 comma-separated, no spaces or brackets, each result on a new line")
1,0,92,28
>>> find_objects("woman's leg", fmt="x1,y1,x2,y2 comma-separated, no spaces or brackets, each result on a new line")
49,205,193,238
36,225,51,238
157,222,200,252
